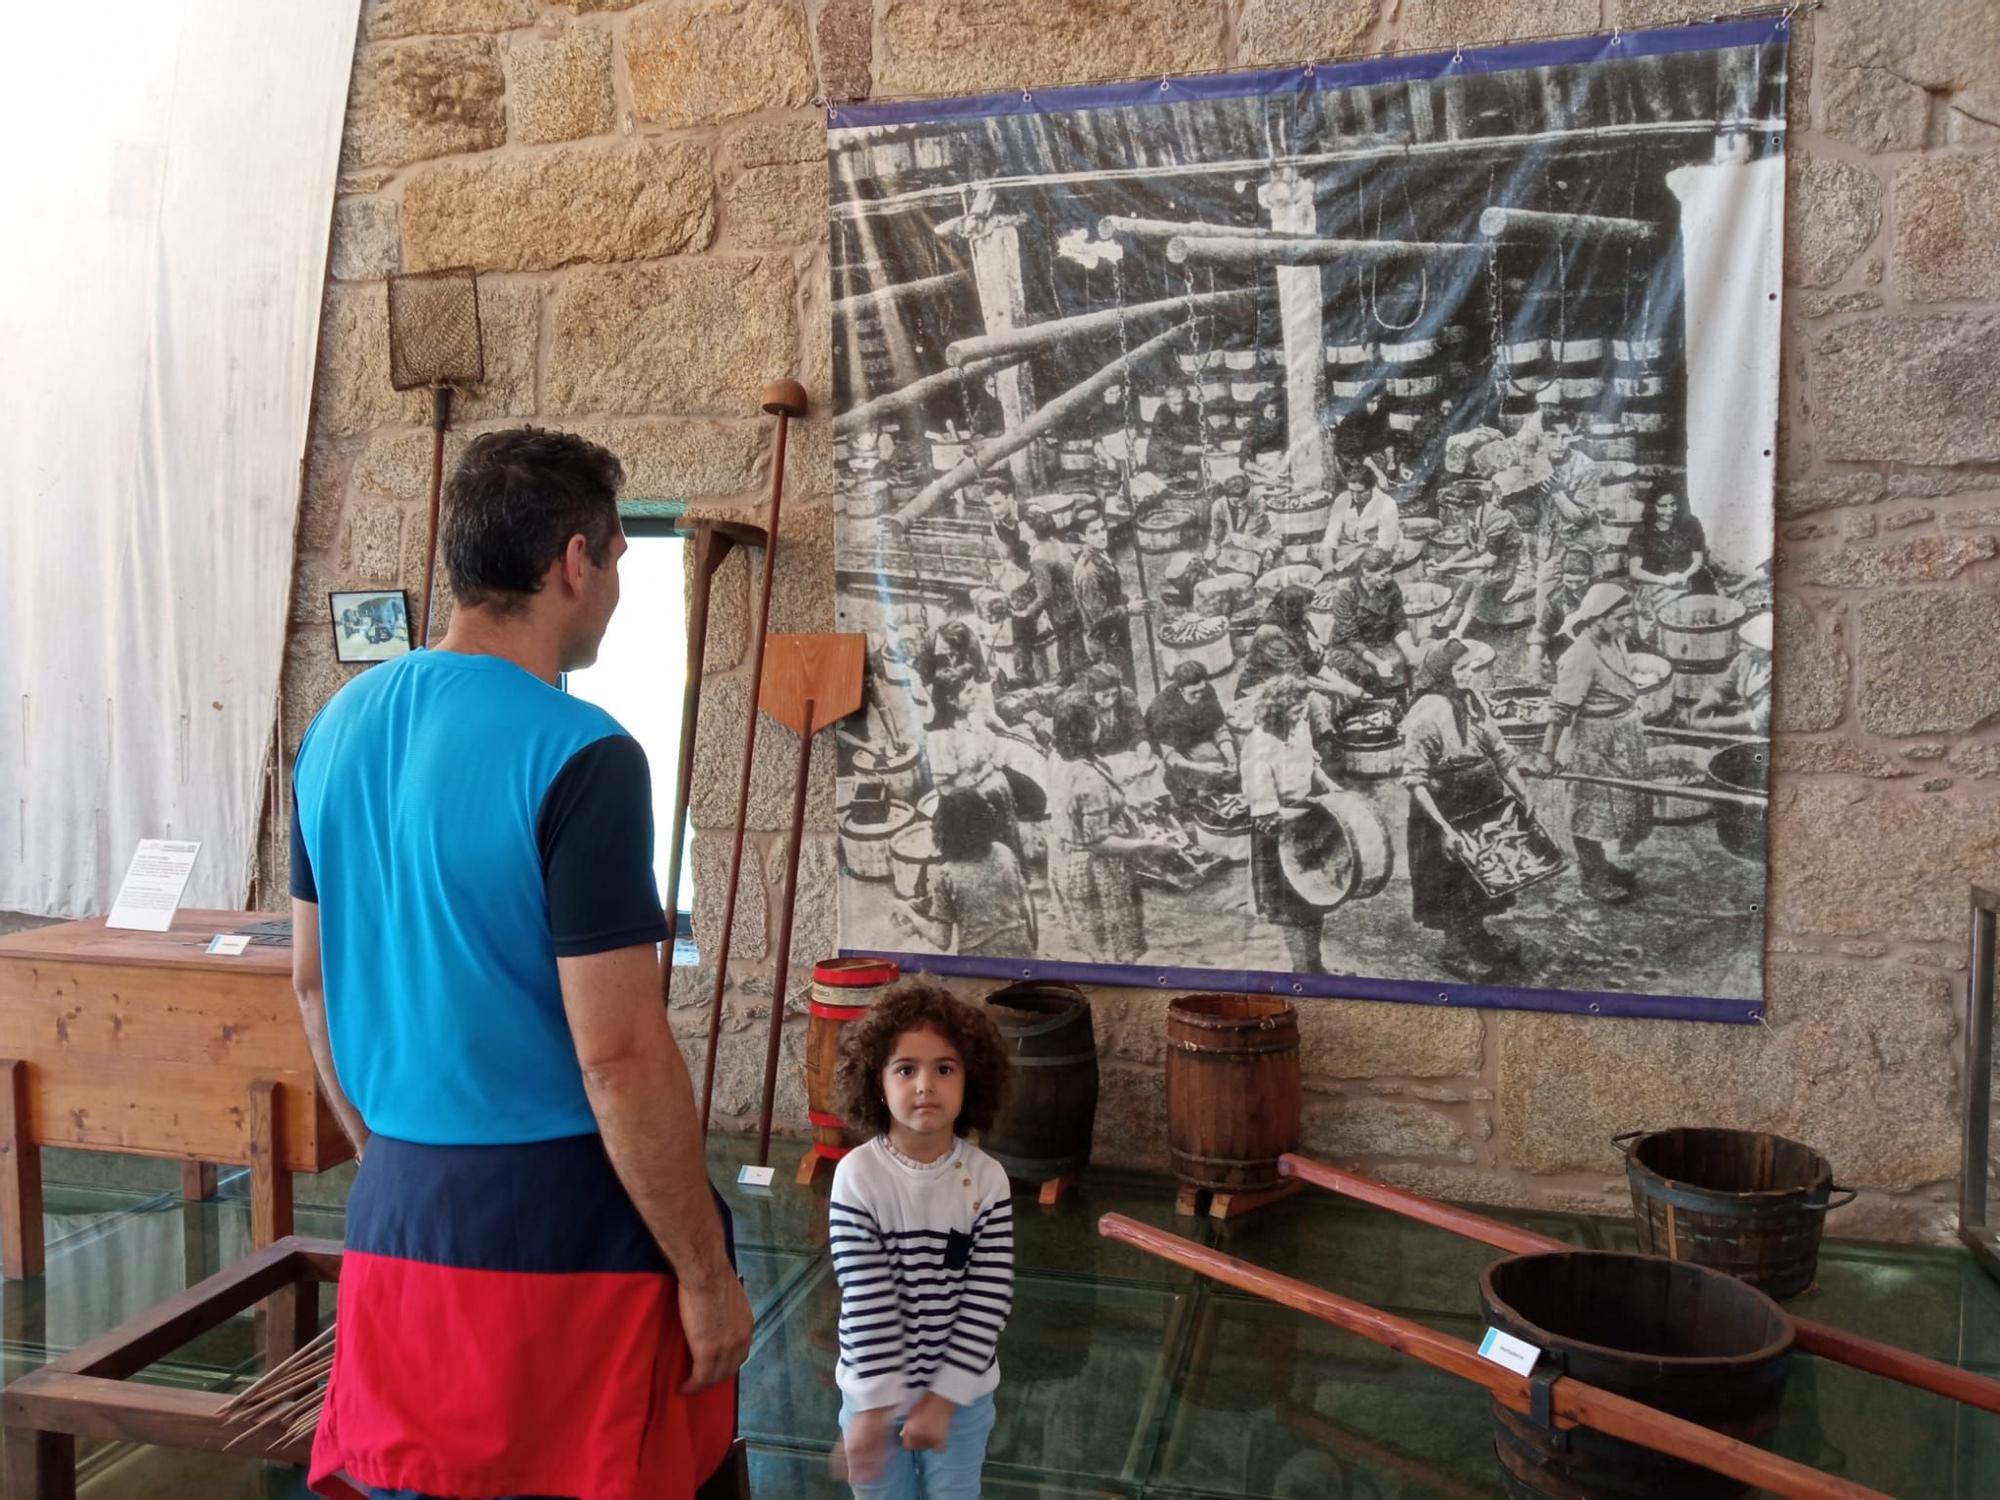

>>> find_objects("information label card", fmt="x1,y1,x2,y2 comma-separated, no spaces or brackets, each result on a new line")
106,840,201,932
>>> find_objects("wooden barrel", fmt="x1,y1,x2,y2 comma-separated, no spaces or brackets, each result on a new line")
804,958,899,1162
1479,1251,1793,1500
887,820,939,900
839,800,914,880
1166,995,1300,1192
1620,1127,1852,1300
1277,793,1394,908
980,982,1099,1182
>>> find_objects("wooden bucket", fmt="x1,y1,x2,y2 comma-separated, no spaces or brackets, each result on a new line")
840,800,915,880
1479,1251,1793,1500
1166,995,1300,1192
1278,793,1394,907
1399,580,1452,642
980,982,1099,1182
1657,593,1747,668
1621,1126,1851,1300
888,820,940,900
804,958,900,1162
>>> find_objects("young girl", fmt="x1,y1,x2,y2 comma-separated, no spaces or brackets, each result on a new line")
830,982,1016,1499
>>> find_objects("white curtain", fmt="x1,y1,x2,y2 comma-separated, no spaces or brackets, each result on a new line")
0,3,357,917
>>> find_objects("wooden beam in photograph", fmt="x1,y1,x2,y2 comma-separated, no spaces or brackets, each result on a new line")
1095,214,1293,244
833,352,1024,436
1478,206,1659,244
1259,171,1328,494
944,285,1265,368
830,269,970,321
1166,233,1481,268
896,320,1192,527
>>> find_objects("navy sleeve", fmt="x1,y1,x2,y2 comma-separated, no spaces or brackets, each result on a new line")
536,734,670,957
288,787,318,902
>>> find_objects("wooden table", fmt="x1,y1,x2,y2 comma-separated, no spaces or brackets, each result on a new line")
0,912,353,1280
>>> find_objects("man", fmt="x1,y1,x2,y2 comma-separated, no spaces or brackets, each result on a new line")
292,429,753,1500
1072,510,1149,681
1015,506,1089,686
1318,469,1401,567
1322,546,1419,693
1518,421,1601,614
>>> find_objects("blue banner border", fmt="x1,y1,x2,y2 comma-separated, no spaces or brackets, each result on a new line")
829,18,1788,131
839,949,1764,1025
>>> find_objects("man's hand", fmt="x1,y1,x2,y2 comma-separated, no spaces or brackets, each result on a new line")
678,1272,754,1394
844,1406,894,1481
901,1392,955,1452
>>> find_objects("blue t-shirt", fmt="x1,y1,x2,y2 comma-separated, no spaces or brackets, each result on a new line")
289,649,667,1146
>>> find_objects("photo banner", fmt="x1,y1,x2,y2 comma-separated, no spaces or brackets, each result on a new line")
828,21,1786,1023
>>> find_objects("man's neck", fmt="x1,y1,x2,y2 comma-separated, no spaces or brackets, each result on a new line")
435,608,565,684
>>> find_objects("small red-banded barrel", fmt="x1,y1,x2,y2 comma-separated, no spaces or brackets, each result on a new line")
805,958,900,1161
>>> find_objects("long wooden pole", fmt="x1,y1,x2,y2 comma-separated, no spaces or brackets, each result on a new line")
1479,206,1657,244
1166,234,1480,268
832,270,969,321
657,520,764,1017
1277,1153,2000,1421
1098,1214,1885,1500
698,380,808,1136
896,321,1194,528
755,698,816,1167
832,353,1022,436
1096,214,1296,244
1522,766,1768,810
943,286,1263,368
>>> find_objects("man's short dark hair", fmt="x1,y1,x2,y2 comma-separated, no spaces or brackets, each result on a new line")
441,428,625,613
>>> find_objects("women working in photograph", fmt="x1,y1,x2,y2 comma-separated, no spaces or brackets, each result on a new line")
1321,546,1419,695
923,687,1024,862
1537,583,1653,904
1434,487,1526,639
1234,584,1365,720
1145,660,1238,806
1627,490,1715,645
891,788,1036,959
1241,678,1342,975
1045,695,1172,964
1402,640,1535,981
831,983,1015,1500
1690,611,1773,736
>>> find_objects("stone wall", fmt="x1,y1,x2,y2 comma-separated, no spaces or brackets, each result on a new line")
268,0,2000,1242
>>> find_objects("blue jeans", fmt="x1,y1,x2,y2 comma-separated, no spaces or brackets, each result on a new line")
838,1392,997,1500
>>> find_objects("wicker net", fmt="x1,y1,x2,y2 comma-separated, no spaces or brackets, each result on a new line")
386,268,484,390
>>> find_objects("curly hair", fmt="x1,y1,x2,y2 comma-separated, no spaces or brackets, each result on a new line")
835,980,1012,1140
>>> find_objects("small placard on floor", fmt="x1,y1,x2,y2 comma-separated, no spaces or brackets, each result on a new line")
736,1164,776,1189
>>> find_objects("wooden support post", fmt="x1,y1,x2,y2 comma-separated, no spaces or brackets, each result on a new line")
247,1080,293,1250
180,1162,218,1202
1,1059,45,1282
795,1148,832,1188
1174,1178,1302,1221
1259,171,1328,493
1,1428,75,1500
1036,1175,1076,1208
963,221,1042,493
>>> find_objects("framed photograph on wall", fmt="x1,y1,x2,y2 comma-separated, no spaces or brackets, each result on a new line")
329,589,412,663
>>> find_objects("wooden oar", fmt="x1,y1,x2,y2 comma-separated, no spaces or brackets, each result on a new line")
752,632,866,1167
1098,1214,1884,1500
1522,765,1766,810
1277,1154,2000,1420
1644,723,1767,748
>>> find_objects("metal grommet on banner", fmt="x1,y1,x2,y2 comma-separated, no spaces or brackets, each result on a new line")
1587,1002,1602,1015
1452,43,1464,65
1159,77,1170,92
1022,90,1033,103
1437,991,1450,1004
1610,26,1623,46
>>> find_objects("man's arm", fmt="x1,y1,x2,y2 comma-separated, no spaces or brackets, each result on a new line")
290,899,370,1159
558,944,752,1392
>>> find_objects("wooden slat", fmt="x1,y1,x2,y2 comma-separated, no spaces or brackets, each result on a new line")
0,913,291,975
1279,1153,2000,1420
2,1374,310,1464
0,1051,335,1171
249,1081,293,1250
0,959,314,1071
1098,1214,1884,1500
180,1161,218,1201
43,1238,312,1380
1,1059,45,1280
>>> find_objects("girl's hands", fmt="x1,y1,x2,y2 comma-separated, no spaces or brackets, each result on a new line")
842,1407,894,1482
902,1392,955,1452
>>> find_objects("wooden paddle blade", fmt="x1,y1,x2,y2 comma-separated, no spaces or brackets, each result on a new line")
758,633,866,736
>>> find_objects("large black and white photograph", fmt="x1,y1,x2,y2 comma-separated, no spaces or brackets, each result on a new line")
829,22,1785,1020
